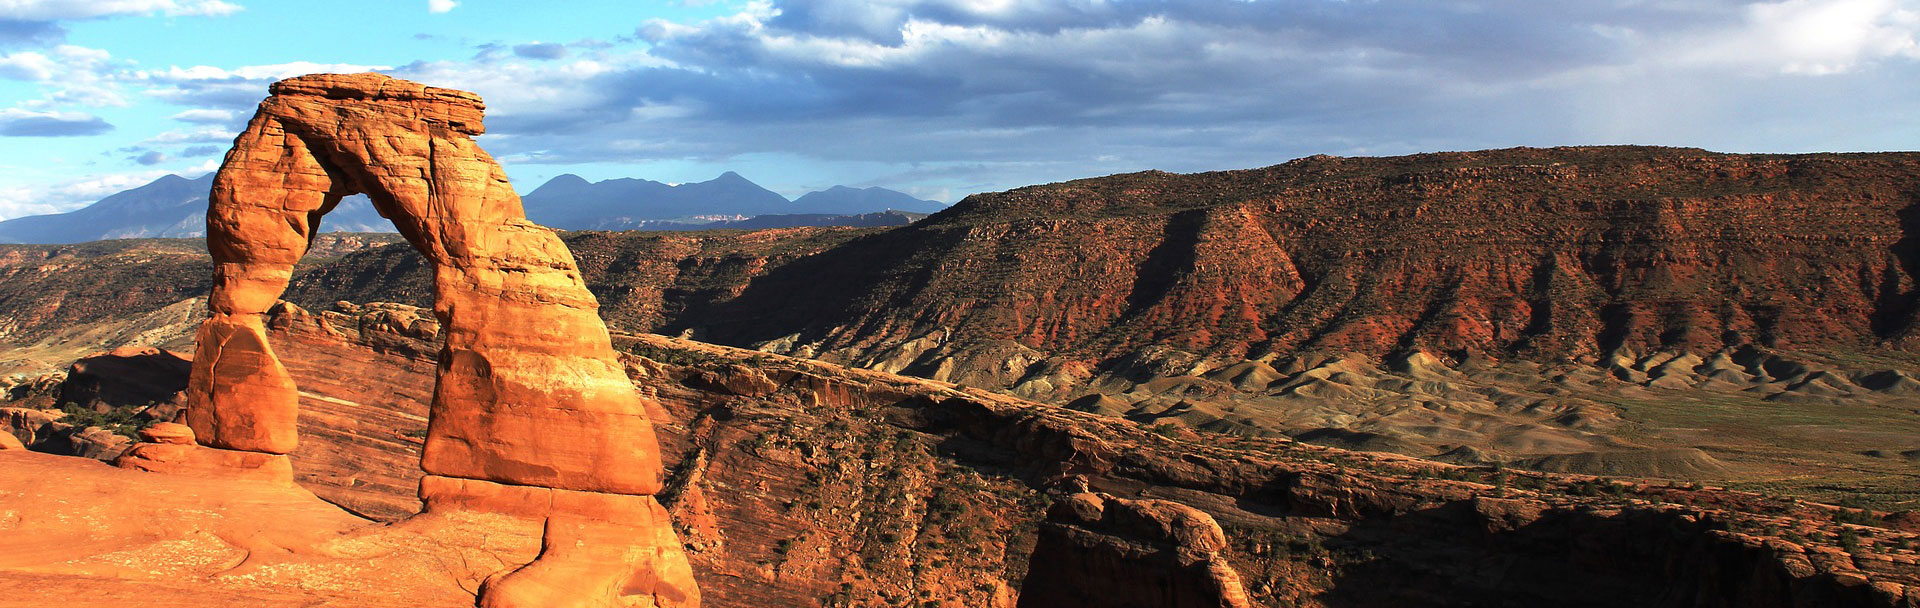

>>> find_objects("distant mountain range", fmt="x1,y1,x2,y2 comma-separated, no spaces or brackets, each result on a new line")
0,174,390,244
0,172,947,244
518,172,945,230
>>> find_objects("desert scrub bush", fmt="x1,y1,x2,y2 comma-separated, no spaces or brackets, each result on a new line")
59,402,147,438
1834,508,1879,527
1838,528,1862,552
621,343,720,367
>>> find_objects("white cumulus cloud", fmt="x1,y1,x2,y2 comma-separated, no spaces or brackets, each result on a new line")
0,51,57,81
0,45,127,107
137,61,394,110
428,0,457,14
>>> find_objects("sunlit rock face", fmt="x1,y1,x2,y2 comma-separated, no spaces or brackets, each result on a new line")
170,72,698,608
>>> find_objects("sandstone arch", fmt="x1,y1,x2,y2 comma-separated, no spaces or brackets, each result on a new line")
169,73,697,608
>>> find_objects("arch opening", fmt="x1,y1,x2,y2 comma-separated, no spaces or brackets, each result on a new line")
134,73,699,608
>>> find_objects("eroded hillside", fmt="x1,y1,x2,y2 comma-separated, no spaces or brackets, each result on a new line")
6,147,1920,500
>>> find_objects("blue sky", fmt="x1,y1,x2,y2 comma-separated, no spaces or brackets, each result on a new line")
0,0,1917,220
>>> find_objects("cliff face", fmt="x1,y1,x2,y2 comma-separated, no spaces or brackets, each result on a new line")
680,147,1920,365
264,301,438,520
279,227,872,334
578,147,1920,482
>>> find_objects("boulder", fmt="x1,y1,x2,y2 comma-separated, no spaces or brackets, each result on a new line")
1019,493,1251,608
139,422,195,445
56,346,190,413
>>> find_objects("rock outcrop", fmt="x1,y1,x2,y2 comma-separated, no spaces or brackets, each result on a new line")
144,73,696,608
57,345,189,414
1020,492,1252,608
264,300,438,520
1,405,134,459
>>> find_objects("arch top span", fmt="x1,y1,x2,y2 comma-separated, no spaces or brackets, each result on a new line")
163,73,698,608
204,73,531,277
267,73,488,134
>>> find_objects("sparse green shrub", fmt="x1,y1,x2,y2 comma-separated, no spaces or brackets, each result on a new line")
59,402,146,438
621,343,720,367
1838,528,1862,552
1835,508,1878,526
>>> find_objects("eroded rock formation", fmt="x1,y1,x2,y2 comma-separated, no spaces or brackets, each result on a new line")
58,345,189,414
137,73,696,607
1020,492,1252,608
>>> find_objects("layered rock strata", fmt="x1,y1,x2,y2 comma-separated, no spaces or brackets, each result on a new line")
143,73,696,607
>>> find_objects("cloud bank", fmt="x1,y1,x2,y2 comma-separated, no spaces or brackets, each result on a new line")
372,0,1920,195
6,0,1920,219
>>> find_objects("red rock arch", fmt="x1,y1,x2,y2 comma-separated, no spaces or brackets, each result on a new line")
177,73,697,608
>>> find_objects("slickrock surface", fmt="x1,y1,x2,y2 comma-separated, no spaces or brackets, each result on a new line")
156,73,695,607
0,450,541,608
